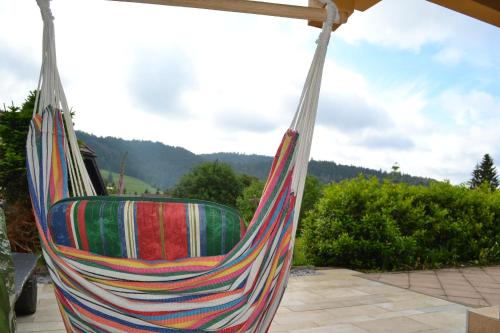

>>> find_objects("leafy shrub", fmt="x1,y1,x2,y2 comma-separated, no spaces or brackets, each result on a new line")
236,179,264,224
171,161,243,207
303,176,500,270
292,237,311,266
236,175,323,228
297,176,323,235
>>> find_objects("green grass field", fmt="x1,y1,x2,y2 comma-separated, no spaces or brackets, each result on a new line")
100,169,158,195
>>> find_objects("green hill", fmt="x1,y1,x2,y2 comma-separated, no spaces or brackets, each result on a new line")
78,131,201,189
100,169,158,195
77,131,432,189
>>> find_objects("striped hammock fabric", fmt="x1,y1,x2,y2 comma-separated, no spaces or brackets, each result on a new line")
27,106,299,332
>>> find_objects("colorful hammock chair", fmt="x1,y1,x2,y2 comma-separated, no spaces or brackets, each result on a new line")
27,0,339,331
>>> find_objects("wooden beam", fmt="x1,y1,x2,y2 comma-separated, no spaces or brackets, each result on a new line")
109,0,382,30
109,0,329,23
427,0,500,27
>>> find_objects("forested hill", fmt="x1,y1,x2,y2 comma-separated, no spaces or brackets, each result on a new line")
77,131,204,189
201,154,431,185
77,131,431,189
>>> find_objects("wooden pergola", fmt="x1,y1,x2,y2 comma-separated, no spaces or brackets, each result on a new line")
110,0,500,29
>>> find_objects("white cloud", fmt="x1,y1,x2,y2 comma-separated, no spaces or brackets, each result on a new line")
337,0,451,51
11,0,317,156
0,0,499,186
311,71,500,183
337,0,500,67
318,92,389,131
354,132,414,150
433,47,463,66
128,48,196,116
438,89,500,126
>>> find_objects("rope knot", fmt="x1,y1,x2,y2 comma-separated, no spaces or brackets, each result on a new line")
318,0,340,27
37,0,54,21
314,0,340,45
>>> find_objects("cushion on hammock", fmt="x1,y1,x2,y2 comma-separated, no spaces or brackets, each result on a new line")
47,197,246,260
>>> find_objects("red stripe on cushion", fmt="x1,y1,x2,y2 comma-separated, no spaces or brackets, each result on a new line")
65,203,75,247
164,203,188,260
77,201,89,250
136,202,162,260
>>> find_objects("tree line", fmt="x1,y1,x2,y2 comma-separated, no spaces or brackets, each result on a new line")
77,131,433,189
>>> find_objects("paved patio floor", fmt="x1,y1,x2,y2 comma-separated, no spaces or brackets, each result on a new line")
363,266,500,308
17,269,471,333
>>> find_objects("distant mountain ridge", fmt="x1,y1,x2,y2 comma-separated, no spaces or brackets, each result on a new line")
77,131,431,189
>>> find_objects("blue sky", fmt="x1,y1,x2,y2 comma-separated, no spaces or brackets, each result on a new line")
1,0,499,183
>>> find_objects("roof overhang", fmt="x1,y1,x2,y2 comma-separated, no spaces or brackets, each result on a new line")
427,0,500,27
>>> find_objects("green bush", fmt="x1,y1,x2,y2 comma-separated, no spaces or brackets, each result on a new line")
236,179,264,224
303,176,500,270
292,237,311,266
297,175,323,236
171,161,243,208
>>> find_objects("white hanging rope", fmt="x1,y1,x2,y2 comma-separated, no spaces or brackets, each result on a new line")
34,0,335,213
289,0,339,245
35,0,96,198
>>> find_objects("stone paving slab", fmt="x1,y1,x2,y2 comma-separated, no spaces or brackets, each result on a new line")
17,269,470,333
363,266,500,308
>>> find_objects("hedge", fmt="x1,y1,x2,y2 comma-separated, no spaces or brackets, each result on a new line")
302,176,500,270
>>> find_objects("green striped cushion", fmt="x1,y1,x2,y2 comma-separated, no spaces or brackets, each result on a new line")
48,197,246,260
